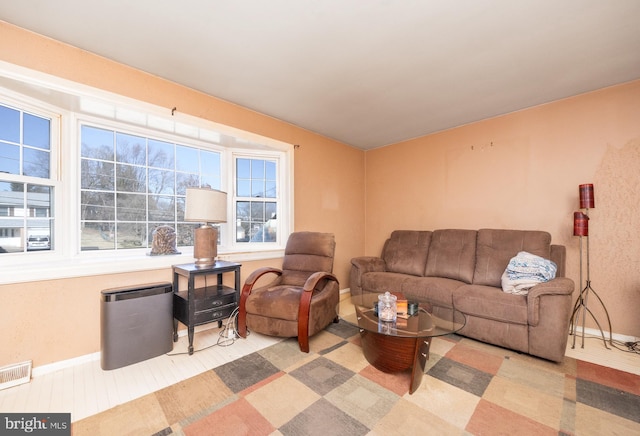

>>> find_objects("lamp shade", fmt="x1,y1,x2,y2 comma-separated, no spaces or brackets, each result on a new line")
579,184,594,209
573,211,589,236
185,188,227,223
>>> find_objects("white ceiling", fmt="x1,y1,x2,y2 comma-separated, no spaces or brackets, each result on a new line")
2,1,640,150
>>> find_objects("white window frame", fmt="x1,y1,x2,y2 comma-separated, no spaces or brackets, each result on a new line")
0,91,62,257
229,151,287,251
0,61,293,285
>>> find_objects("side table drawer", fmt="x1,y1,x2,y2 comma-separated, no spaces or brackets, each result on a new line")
192,303,236,325
174,285,236,309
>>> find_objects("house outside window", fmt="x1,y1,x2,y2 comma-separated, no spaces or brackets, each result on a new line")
0,102,55,254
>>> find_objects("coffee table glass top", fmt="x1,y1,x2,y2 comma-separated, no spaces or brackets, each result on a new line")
340,293,466,339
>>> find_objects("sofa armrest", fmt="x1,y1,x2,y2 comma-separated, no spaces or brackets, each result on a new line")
526,277,575,326
349,256,386,295
351,256,386,273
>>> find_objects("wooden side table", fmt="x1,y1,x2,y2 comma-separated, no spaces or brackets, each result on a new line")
172,260,241,355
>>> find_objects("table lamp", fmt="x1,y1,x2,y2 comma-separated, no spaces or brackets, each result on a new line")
185,187,227,266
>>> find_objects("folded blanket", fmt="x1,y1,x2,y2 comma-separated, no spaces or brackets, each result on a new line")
501,251,557,295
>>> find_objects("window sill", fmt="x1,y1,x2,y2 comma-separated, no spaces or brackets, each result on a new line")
0,248,285,285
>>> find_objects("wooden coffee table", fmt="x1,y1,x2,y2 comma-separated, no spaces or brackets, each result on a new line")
339,294,465,394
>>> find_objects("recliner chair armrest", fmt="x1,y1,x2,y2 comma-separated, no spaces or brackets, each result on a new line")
238,267,283,338
526,277,575,326
243,266,283,288
302,271,339,293
299,272,339,352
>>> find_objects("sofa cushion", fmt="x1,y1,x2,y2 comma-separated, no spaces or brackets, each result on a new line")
424,229,477,283
453,284,528,325
382,230,431,276
401,276,464,308
473,229,551,287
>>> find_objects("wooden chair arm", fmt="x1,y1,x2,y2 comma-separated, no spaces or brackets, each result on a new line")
237,267,283,338
298,272,339,352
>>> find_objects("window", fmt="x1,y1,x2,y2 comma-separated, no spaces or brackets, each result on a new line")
80,124,221,251
0,102,55,254
235,157,278,243
0,63,292,283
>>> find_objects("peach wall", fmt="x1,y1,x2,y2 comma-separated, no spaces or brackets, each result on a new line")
1,20,637,368
365,79,640,339
0,22,365,367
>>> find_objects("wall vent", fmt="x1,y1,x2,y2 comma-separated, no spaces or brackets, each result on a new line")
0,361,32,390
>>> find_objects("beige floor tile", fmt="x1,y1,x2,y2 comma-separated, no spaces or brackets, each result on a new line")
323,341,370,373
73,393,169,436
308,329,347,351
575,403,640,436
155,370,233,424
482,376,563,429
429,336,458,357
374,397,466,435
406,376,480,429
244,374,320,428
497,357,566,398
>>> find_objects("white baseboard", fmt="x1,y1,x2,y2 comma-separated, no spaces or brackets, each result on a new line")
571,326,638,344
31,323,222,378
32,352,101,378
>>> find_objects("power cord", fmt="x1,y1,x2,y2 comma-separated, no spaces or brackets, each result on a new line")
167,307,249,356
572,333,640,354
623,341,640,354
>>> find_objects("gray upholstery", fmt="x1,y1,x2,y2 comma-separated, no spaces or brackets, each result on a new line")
350,228,574,362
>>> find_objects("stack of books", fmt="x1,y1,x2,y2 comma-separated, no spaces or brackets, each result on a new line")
392,292,409,319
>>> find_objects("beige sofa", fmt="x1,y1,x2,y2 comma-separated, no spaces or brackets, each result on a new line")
350,229,575,362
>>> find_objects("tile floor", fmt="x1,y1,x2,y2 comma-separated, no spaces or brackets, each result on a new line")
0,306,637,424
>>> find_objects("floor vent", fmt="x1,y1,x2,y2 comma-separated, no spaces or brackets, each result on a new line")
0,361,32,390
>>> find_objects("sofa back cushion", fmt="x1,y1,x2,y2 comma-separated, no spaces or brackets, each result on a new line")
473,229,552,287
425,229,477,283
382,230,432,276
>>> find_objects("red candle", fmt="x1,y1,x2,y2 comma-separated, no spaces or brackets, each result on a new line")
579,184,594,209
573,211,589,236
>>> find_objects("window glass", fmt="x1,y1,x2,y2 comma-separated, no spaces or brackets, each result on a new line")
0,105,52,178
81,125,114,160
0,105,20,143
0,143,20,174
81,160,114,190
23,148,49,178
0,103,54,255
23,113,50,150
148,139,174,169
235,157,278,243
80,124,219,251
176,145,198,173
0,182,53,253
116,164,146,193
81,191,114,220
116,132,146,165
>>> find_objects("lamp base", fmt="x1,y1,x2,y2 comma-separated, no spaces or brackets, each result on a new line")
193,225,218,267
